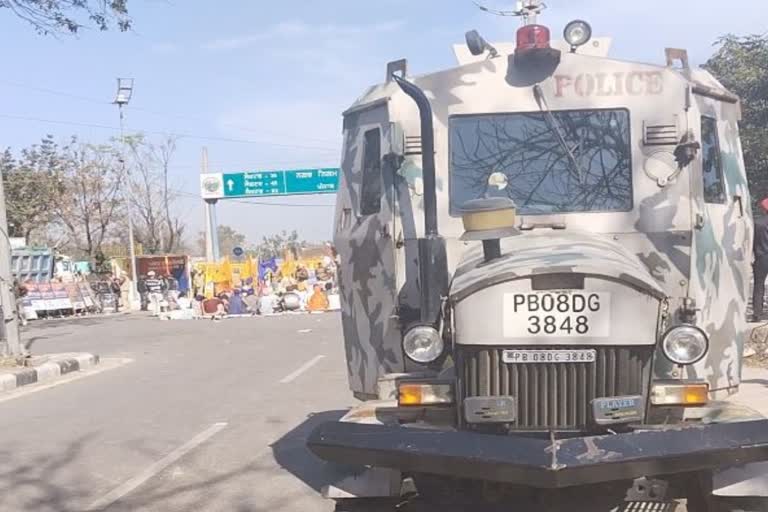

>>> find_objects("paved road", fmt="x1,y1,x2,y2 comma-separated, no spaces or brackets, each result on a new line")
0,313,353,512
5,314,768,512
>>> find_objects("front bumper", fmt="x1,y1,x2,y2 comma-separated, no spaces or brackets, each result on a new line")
307,420,768,489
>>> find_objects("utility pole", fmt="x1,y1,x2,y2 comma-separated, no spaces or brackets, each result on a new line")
0,171,21,357
202,148,214,261
202,147,220,261
114,78,139,308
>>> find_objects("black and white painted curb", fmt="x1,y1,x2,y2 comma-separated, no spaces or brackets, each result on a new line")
0,353,100,393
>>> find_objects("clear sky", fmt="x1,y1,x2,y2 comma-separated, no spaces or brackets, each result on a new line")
0,0,765,246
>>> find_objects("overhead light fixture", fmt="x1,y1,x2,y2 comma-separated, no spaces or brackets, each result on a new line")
563,20,593,51
113,78,134,106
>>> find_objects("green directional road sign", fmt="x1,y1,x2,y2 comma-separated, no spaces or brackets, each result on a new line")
200,168,340,200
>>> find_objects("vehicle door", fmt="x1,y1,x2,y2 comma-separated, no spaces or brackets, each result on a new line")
689,100,751,393
334,104,402,399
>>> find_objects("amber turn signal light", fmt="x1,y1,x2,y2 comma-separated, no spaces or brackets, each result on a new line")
651,382,709,406
398,382,453,407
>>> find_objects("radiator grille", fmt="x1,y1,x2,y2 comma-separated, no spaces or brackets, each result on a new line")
458,346,654,430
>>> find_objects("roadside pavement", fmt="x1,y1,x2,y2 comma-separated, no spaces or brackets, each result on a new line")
734,365,768,417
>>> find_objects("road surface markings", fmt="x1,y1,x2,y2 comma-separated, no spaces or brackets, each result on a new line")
280,355,325,384
0,358,133,404
85,422,228,511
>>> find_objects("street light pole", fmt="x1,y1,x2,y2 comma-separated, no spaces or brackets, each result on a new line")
114,79,138,308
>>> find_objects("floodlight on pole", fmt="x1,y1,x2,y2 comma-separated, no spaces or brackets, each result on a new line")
114,78,134,106
114,77,139,309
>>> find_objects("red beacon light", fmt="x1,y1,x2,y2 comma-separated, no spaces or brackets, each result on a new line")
514,23,560,68
516,24,551,51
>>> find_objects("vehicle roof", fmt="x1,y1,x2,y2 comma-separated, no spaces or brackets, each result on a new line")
343,45,738,116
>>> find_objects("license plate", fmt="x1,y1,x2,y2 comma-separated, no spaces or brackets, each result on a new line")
503,291,611,338
502,349,596,364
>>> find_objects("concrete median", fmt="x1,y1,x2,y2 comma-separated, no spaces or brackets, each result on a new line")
0,353,100,393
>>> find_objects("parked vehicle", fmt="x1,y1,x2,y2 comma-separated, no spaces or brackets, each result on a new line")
308,3,768,511
11,247,74,283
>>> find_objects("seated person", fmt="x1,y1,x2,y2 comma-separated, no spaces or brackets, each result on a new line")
242,277,255,296
307,284,329,312
165,294,180,311
316,263,332,282
243,289,260,314
176,291,192,310
218,293,230,312
202,296,226,319
228,289,247,315
295,265,309,283
295,281,309,310
259,291,277,315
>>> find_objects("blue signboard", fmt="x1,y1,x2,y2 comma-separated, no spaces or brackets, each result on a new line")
200,168,340,200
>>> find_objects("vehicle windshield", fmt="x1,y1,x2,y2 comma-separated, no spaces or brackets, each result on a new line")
449,109,633,215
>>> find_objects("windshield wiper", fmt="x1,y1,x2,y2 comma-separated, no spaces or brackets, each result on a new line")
533,84,586,184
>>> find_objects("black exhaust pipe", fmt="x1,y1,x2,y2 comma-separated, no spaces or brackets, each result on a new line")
392,74,448,326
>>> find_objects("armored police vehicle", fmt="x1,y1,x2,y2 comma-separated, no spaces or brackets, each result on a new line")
308,2,768,510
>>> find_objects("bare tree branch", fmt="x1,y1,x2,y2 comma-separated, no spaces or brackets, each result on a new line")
123,134,185,255
0,0,131,34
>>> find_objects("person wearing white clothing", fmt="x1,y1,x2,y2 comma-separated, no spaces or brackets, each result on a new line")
144,271,166,316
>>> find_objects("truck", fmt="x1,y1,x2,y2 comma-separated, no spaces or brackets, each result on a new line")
307,2,768,510
11,247,75,284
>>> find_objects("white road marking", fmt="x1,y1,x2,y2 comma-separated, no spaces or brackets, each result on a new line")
279,355,325,384
85,422,228,511
0,358,133,404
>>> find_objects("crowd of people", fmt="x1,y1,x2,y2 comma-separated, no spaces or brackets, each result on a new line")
153,257,339,321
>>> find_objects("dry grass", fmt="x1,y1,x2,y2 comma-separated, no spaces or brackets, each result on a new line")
746,323,768,367
0,356,23,368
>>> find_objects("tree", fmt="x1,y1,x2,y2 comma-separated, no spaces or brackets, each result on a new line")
0,136,65,243
51,142,125,259
255,230,304,260
704,34,768,209
0,0,130,34
124,134,185,255
2,136,137,259
197,225,247,259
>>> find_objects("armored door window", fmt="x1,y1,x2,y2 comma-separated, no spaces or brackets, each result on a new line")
701,116,725,204
360,128,382,216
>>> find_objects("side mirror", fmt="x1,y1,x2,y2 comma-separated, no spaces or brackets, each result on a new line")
466,30,489,56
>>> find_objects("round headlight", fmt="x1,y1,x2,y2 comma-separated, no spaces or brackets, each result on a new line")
662,325,709,365
563,20,592,48
403,326,444,364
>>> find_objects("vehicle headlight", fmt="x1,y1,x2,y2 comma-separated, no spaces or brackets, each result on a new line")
563,20,592,48
662,325,708,365
403,326,444,363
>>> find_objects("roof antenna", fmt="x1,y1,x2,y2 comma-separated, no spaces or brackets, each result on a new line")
473,0,546,25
